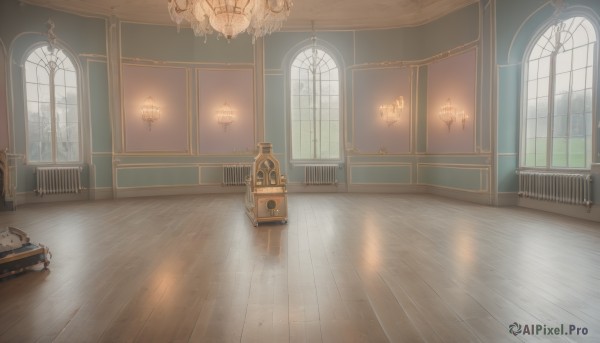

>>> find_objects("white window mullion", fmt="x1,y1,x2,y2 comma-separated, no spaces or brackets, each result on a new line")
49,67,57,163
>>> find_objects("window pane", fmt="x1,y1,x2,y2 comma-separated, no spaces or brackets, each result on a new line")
527,99,536,118
38,85,51,102
290,47,339,160
538,56,550,77
584,89,592,112
66,86,78,105
55,103,67,125
585,112,592,135
65,71,77,86
37,67,49,85
555,50,572,73
553,115,567,137
24,45,80,164
526,119,536,138
27,101,40,121
525,138,536,167
554,72,570,94
535,138,547,166
55,86,66,104
537,77,549,97
67,104,78,123
527,80,537,99
572,46,588,69
536,117,547,137
321,108,330,121
40,141,52,162
568,137,585,168
26,83,39,101
25,63,38,83
552,138,567,167
570,114,585,137
56,121,68,144
554,93,568,115
536,97,548,117
28,141,41,162
570,90,585,113
55,68,66,86
528,60,539,79
571,68,586,91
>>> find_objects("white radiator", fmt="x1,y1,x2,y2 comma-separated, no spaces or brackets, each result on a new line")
517,170,592,208
304,165,337,185
223,164,251,186
35,167,82,196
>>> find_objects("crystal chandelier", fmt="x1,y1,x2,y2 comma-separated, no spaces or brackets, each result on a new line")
439,98,468,131
379,96,404,127
141,96,161,131
167,0,293,41
217,102,235,131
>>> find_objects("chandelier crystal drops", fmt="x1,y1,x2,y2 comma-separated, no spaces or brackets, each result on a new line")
141,96,161,131
167,0,293,41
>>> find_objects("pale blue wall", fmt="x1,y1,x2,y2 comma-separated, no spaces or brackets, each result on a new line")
1,0,106,194
0,0,488,199
0,0,532,201
264,2,482,189
121,23,254,63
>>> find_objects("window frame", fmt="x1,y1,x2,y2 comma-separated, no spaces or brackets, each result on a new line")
22,42,83,165
519,14,598,171
287,41,343,164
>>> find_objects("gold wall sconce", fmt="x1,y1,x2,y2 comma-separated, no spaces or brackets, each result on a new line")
379,96,404,127
140,96,160,131
217,102,235,131
439,98,468,131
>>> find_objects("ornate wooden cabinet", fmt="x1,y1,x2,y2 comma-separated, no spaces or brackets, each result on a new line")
245,143,288,226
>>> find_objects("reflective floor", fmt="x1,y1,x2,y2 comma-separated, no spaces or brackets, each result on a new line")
0,193,599,342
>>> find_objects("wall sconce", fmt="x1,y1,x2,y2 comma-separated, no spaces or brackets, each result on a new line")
140,96,160,131
379,96,404,127
439,98,468,131
217,102,235,131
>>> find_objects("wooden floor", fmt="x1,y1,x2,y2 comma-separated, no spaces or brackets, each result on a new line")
0,193,599,342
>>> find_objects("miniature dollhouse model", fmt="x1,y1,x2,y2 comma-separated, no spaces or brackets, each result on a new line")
245,143,288,226
0,227,51,279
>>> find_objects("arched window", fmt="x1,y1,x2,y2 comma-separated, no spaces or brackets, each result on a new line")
290,44,340,161
24,44,80,163
522,16,596,169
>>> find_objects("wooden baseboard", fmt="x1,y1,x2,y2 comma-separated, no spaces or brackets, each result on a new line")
114,184,245,199
16,190,90,205
286,183,347,193
425,186,493,205
89,188,113,200
518,198,600,222
497,192,518,206
347,184,425,193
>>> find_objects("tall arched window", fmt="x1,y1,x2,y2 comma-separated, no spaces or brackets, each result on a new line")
522,16,596,169
290,44,340,161
24,44,80,163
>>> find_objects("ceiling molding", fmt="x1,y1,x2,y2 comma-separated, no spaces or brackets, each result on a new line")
21,0,479,31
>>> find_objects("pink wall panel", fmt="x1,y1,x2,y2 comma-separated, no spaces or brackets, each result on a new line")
197,69,255,154
427,49,477,153
0,48,8,150
122,64,188,152
353,67,411,154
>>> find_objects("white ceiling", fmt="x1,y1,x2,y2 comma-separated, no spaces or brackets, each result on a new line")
22,0,478,30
